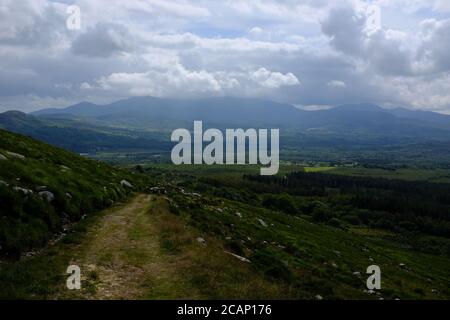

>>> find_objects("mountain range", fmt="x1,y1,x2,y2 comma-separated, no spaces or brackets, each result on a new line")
1,97,450,157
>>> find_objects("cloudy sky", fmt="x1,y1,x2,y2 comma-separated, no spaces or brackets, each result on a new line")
1,0,450,113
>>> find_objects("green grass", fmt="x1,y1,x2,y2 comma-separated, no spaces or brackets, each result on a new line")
171,191,450,299
0,129,148,257
330,167,450,183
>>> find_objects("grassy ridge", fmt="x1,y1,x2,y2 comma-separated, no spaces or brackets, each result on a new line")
0,129,148,257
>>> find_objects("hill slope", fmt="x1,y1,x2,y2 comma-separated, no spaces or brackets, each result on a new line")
0,111,170,153
0,129,147,257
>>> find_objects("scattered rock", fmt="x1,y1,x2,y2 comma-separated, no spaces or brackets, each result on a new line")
13,186,33,195
257,218,268,227
6,151,25,160
120,180,133,188
315,295,323,300
39,191,55,202
197,237,207,246
224,251,251,263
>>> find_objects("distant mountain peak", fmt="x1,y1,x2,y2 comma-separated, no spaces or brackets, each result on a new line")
334,103,385,112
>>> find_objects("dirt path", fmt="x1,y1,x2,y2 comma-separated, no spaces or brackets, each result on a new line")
56,194,286,300
59,194,189,299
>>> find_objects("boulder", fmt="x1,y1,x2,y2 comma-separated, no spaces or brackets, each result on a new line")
6,151,25,160
197,237,207,246
13,187,33,195
224,251,251,263
39,191,55,202
257,218,268,227
120,180,133,188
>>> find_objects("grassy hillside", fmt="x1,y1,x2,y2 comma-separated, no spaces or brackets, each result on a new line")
144,165,450,299
0,111,170,154
0,129,148,258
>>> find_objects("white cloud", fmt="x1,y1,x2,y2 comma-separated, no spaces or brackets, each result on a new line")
250,68,300,88
0,0,450,113
328,80,347,88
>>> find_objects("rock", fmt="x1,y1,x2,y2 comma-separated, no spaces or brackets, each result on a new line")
6,151,25,160
120,180,133,188
197,237,207,246
13,187,33,195
258,218,268,227
224,251,251,263
331,262,338,268
315,295,323,300
235,212,242,218
0,154,7,161
39,191,55,202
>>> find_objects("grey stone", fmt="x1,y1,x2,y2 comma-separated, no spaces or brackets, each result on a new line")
39,191,55,202
120,180,133,188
